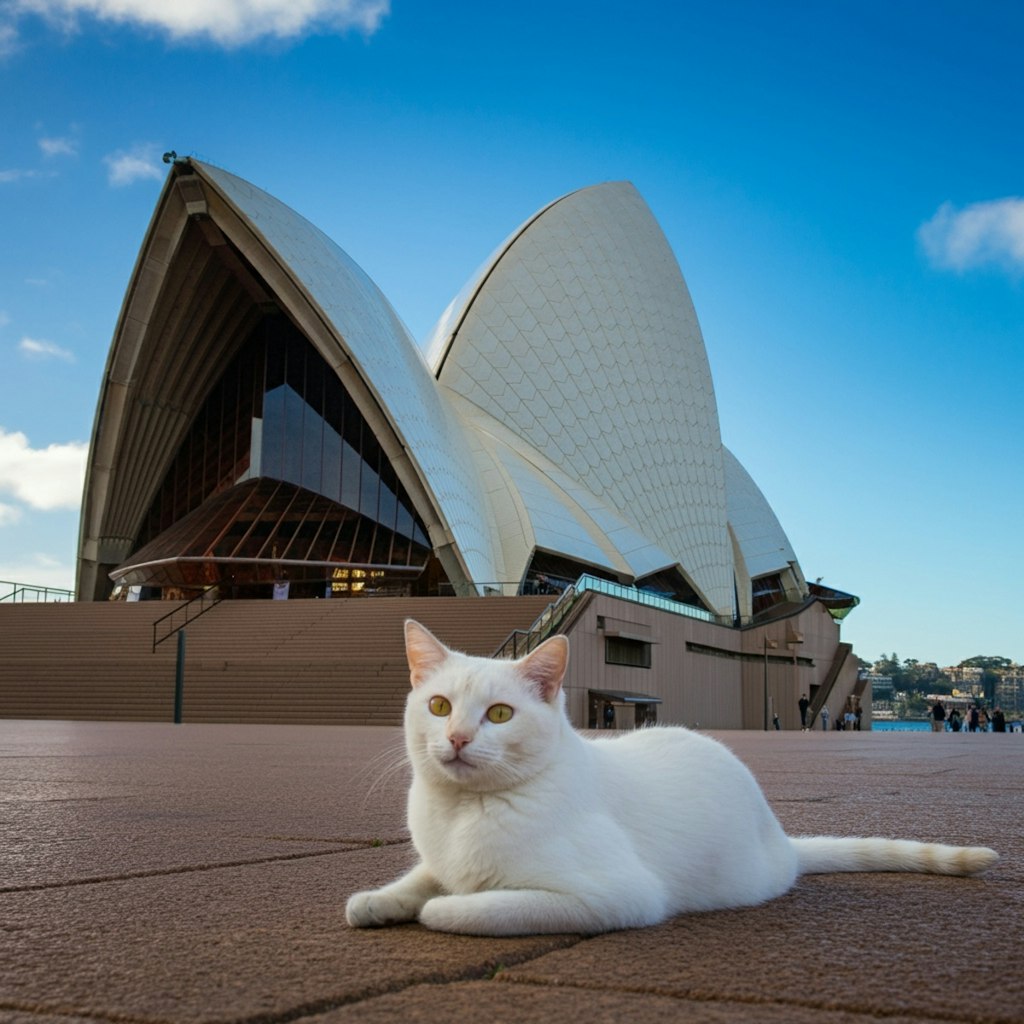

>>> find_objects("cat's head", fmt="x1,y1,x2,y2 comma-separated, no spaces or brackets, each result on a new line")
402,619,569,792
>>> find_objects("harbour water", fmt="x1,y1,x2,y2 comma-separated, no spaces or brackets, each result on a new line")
872,720,930,731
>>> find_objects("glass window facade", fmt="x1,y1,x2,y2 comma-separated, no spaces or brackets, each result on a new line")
751,572,786,616
121,316,439,596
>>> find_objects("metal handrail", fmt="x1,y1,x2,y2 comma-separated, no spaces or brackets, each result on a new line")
494,580,581,659
152,588,223,652
494,573,721,659
0,580,75,603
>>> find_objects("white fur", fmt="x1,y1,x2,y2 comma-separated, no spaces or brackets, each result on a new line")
345,623,998,936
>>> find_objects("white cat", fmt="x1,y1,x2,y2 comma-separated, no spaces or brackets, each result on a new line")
345,621,998,936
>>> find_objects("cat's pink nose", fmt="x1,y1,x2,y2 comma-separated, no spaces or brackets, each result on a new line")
448,733,471,752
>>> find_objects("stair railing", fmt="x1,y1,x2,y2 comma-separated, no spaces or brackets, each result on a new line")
152,588,223,652
494,580,582,659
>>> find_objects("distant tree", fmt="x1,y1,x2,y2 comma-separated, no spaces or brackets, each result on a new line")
871,655,950,696
960,656,1012,670
874,654,901,677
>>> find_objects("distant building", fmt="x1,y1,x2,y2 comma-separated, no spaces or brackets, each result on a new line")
863,674,894,695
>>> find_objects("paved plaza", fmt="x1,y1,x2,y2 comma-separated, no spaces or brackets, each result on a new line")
0,721,1020,1023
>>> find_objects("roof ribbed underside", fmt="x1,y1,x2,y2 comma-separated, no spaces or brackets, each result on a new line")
432,183,734,615
100,225,263,540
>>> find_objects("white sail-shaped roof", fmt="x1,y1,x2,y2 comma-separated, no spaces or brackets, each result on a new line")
722,446,798,580
427,182,735,615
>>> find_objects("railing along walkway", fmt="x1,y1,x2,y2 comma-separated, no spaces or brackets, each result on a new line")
495,573,716,658
1,580,75,603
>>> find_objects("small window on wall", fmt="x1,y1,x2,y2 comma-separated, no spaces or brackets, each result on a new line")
605,637,652,669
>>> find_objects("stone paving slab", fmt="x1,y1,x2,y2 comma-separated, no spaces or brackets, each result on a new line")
501,871,1023,1023
0,721,1019,1024
0,721,409,887
306,979,956,1024
1,846,579,1022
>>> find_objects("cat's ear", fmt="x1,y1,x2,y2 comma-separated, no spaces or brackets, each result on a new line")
517,634,569,703
405,619,449,688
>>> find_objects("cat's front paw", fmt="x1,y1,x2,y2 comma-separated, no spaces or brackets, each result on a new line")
346,888,421,928
418,894,523,936
418,894,474,933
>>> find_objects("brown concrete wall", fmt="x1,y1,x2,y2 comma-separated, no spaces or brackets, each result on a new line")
561,596,856,732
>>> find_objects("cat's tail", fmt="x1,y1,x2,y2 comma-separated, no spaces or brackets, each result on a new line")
791,836,998,877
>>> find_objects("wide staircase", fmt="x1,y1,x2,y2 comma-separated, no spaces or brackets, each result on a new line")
0,596,554,726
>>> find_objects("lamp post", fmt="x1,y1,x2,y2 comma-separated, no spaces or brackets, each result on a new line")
763,637,778,731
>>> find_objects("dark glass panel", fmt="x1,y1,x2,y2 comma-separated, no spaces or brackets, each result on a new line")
390,530,410,566
360,464,380,521
378,461,399,535
348,517,372,564
282,385,305,484
261,385,286,480
751,573,786,616
340,440,361,511
264,327,285,389
284,329,307,395
321,425,342,504
301,394,324,494
636,566,708,612
334,515,358,563
304,349,326,419
396,502,414,540
302,351,326,493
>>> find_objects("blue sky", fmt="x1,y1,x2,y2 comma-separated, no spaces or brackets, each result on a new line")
1,0,1021,667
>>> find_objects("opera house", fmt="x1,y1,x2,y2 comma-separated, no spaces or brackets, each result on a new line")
74,159,862,729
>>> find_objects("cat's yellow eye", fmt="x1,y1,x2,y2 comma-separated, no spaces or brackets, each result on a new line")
428,696,452,717
486,703,514,724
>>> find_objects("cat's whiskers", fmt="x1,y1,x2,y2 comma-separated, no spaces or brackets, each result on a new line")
355,737,412,808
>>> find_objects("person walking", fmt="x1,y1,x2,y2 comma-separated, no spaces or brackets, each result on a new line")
798,693,810,730
931,700,947,733
820,705,830,731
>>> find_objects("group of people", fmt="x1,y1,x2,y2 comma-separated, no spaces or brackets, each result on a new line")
797,693,862,731
794,694,1013,733
931,699,1009,733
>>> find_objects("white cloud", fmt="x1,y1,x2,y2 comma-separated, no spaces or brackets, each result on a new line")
919,198,1024,273
0,20,17,56
6,0,389,46
19,336,75,362
0,168,44,184
0,311,10,329
0,428,88,511
39,134,78,158
103,144,163,187
0,502,23,526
